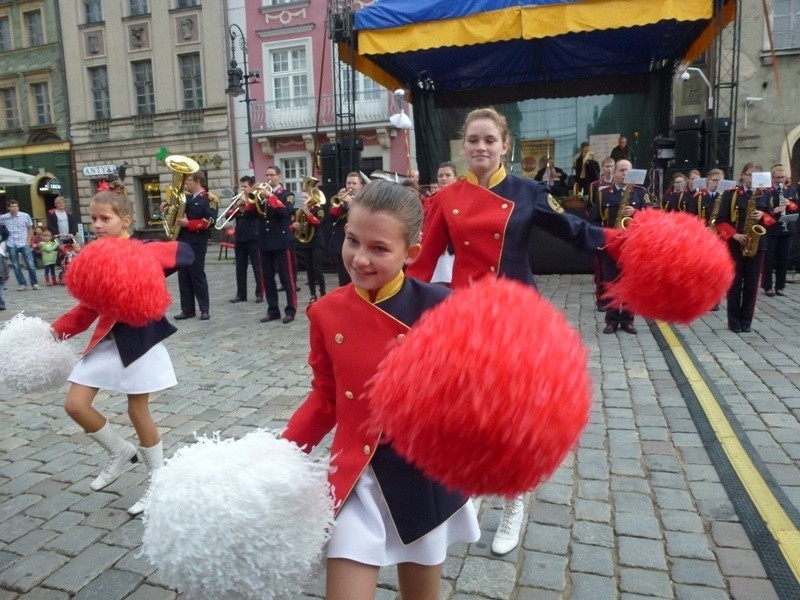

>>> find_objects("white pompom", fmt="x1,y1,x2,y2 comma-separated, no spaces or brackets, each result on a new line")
142,429,334,600
0,313,76,393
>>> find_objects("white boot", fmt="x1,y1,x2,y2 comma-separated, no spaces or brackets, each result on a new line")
491,497,525,555
128,441,163,516
88,422,138,491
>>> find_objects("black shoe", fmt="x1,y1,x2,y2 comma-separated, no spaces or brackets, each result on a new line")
729,326,741,333
260,314,280,323
765,289,776,297
603,324,617,334
776,289,785,296
255,297,264,303
0,305,5,311
199,312,210,320
741,326,751,332
620,324,637,334
174,312,196,320
308,295,318,304
596,303,608,312
711,304,720,311
228,297,246,303
282,314,295,324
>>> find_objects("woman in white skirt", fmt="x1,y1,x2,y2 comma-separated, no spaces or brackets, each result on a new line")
283,180,479,600
52,188,194,516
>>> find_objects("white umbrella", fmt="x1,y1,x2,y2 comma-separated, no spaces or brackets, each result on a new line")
0,166,35,186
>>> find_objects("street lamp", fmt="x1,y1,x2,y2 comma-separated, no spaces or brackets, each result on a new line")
226,24,259,172
682,67,713,111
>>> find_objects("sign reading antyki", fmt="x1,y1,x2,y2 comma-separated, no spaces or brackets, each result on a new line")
83,165,118,178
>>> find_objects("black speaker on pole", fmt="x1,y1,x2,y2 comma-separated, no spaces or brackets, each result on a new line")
339,136,363,177
703,117,731,171
319,143,340,189
674,130,702,169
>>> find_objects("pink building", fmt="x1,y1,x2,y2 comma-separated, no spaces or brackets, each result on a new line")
231,0,410,195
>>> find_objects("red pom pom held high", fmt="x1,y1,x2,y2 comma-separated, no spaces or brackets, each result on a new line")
65,238,172,326
367,277,592,498
603,210,735,324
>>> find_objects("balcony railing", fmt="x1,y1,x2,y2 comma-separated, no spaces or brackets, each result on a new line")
250,89,394,134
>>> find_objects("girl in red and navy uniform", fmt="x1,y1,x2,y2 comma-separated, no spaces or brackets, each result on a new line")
52,189,194,515
283,180,479,600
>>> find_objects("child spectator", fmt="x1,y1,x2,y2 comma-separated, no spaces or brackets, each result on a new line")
38,230,59,287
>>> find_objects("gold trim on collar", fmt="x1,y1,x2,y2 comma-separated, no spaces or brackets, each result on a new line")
355,271,405,304
465,165,507,189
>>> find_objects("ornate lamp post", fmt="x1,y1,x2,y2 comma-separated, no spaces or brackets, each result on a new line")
226,24,260,172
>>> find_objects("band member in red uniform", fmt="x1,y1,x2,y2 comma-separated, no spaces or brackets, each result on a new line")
589,160,651,334
762,163,799,297
662,172,689,212
283,180,479,600
291,186,326,303
174,173,216,321
406,107,614,556
715,162,776,333
693,168,724,226
588,157,616,309
258,166,297,324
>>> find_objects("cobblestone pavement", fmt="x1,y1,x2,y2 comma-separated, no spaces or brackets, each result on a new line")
1,256,799,599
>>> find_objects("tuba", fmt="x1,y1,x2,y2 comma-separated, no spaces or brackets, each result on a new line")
295,176,326,244
741,191,767,258
162,155,200,240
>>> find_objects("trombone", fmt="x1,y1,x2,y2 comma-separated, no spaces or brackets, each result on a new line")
214,192,245,230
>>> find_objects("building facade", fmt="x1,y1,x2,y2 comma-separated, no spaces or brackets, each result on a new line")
237,0,409,195
60,0,231,237
0,0,72,223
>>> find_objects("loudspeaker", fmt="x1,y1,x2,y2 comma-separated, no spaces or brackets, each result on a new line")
319,143,340,188
674,130,702,169
339,136,363,176
703,117,731,133
704,130,731,170
674,114,702,131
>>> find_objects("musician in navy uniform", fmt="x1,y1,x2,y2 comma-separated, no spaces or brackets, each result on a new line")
714,163,776,333
228,176,264,304
174,173,216,321
692,168,724,226
327,171,363,287
762,164,799,297
588,159,651,334
587,157,616,309
258,166,297,324
662,171,689,212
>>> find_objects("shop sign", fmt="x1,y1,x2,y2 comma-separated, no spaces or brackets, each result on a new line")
83,164,118,178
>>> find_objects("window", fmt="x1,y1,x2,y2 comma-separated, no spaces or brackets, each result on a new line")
30,82,51,125
179,53,203,109
89,66,110,120
85,0,102,24
270,46,309,108
130,0,149,16
772,0,800,49
176,0,198,7
0,16,11,52
268,0,294,5
132,60,155,115
280,157,308,196
24,10,44,46
1,88,19,129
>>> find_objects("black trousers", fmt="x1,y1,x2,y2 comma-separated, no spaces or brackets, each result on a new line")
727,241,763,330
599,251,633,327
178,241,209,313
762,234,792,292
234,239,262,300
334,252,351,286
260,248,297,318
300,245,326,296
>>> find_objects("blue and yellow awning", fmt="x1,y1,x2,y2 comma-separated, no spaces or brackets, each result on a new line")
344,0,735,104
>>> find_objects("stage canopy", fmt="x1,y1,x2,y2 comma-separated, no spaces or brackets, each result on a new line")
345,0,735,106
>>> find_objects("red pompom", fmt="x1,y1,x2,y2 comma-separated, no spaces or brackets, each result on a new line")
64,238,171,326
603,210,735,324
367,277,592,498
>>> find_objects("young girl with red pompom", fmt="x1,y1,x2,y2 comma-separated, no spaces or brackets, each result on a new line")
52,188,194,516
282,179,479,600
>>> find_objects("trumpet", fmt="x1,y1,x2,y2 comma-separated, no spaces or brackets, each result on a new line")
331,188,353,208
214,192,245,230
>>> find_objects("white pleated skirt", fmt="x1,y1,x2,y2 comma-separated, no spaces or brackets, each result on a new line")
327,466,480,566
431,250,455,284
68,337,177,394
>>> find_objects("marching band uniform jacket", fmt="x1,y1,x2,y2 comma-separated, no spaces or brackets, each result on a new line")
283,274,466,543
692,188,722,226
588,184,650,228
178,190,216,244
406,167,607,289
587,178,613,212
231,199,262,244
714,186,776,244
51,241,194,366
764,185,799,237
661,189,689,212
258,186,295,251
327,200,350,254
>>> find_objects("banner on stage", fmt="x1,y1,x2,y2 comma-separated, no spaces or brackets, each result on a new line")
520,138,555,177
589,134,620,162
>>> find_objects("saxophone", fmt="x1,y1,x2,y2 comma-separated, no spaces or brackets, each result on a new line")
708,192,723,232
614,184,633,229
741,191,767,258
